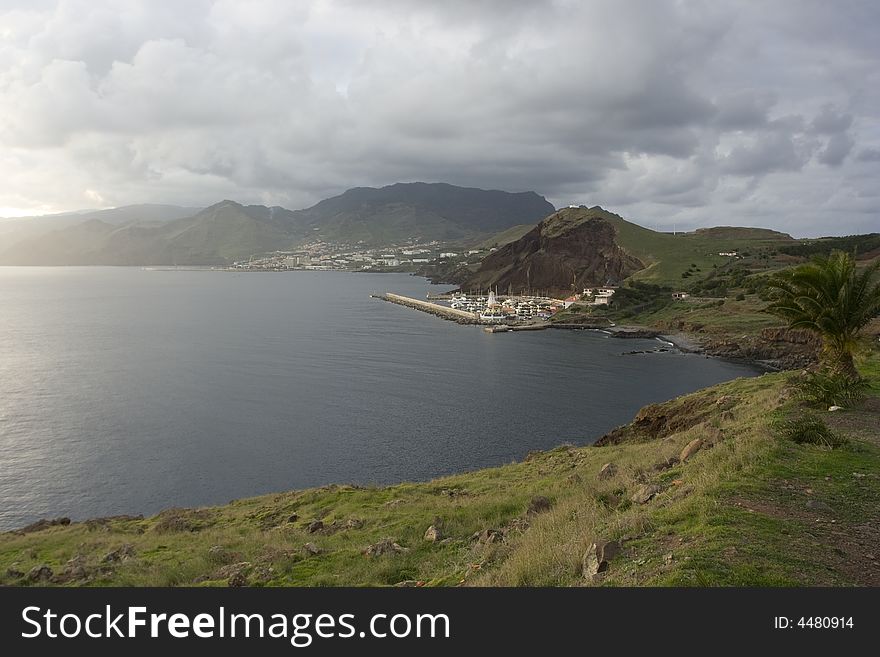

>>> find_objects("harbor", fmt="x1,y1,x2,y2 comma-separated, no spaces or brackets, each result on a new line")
372,291,698,349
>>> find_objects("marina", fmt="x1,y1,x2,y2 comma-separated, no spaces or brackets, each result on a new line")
373,289,573,326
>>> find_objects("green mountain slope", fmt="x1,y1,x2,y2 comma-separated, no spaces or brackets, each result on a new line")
294,182,555,245
0,184,554,265
0,201,305,265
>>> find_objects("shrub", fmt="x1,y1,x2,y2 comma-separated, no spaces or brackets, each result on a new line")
774,414,847,449
793,370,870,408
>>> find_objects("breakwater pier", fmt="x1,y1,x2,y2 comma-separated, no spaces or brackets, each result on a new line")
371,293,481,324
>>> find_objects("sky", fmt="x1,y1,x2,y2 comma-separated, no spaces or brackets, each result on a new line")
0,0,878,236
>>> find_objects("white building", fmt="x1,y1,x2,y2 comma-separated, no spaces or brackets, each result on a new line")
583,287,616,306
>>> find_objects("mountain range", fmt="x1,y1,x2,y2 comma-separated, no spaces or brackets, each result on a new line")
0,183,554,265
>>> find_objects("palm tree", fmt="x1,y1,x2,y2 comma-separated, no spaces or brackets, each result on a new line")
765,251,880,380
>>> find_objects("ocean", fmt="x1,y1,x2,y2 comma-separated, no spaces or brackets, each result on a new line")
0,267,758,530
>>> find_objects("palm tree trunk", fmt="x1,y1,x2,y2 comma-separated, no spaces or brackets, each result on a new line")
826,347,860,381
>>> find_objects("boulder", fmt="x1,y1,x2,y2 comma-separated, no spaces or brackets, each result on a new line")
287,513,299,523
363,538,408,557
213,562,251,580
19,517,71,534
679,438,703,462
653,456,680,472
424,525,443,543
598,463,618,480
102,544,135,563
60,556,90,583
307,520,324,534
631,484,662,505
828,406,843,412
527,496,553,515
715,395,736,410
473,529,503,544
228,572,248,587
302,542,322,556
28,565,53,582
582,540,621,578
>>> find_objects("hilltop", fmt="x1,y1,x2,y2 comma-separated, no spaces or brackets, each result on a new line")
0,184,554,265
2,344,877,587
459,207,644,296
443,206,813,293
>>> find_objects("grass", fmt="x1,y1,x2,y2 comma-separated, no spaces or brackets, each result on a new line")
773,413,848,449
603,213,793,288
3,345,878,587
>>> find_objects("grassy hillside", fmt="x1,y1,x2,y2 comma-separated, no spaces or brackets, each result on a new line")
295,182,555,246
3,344,877,587
598,211,794,287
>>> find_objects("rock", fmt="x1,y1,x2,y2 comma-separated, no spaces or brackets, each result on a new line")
828,405,843,412
715,395,736,410
307,520,324,533
566,472,583,485
527,496,553,515
287,513,299,523
6,566,24,579
153,508,212,533
806,500,833,512
345,518,364,530
102,543,136,563
679,438,703,462
582,540,621,578
363,538,408,557
60,556,90,583
18,517,71,534
853,472,866,479
664,552,674,565
228,572,248,587
424,525,443,543
653,456,680,472
598,463,618,480
28,565,53,582
631,484,662,505
473,529,503,544
383,499,404,507
213,562,251,580
302,543,322,556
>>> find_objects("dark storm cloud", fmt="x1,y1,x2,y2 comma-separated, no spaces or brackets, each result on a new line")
0,0,878,235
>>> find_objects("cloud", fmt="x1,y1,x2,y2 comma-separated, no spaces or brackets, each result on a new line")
855,147,880,162
818,132,855,166
0,0,878,236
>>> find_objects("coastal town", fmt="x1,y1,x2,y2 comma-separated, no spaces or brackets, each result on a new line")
230,239,491,273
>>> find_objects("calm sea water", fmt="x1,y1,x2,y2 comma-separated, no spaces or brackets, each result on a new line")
0,268,758,530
